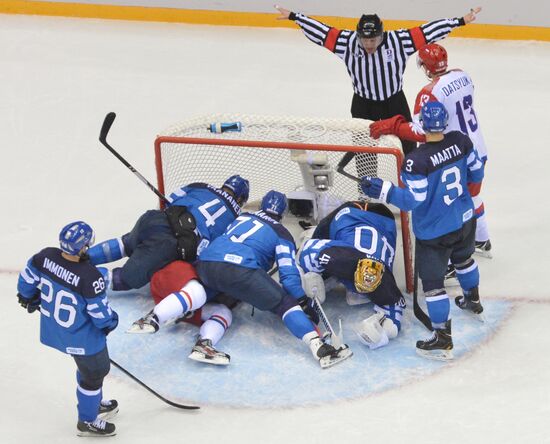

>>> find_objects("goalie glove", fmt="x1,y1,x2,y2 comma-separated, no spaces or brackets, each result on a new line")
17,292,41,314
360,176,394,203
369,115,408,139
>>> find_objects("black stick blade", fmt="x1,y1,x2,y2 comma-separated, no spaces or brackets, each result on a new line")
100,112,117,143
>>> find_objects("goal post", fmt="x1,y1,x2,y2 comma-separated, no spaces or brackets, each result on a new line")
154,114,414,293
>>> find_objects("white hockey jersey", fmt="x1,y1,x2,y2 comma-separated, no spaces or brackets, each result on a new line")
411,69,488,160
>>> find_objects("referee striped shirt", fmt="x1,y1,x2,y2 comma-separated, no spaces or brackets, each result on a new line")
292,13,465,102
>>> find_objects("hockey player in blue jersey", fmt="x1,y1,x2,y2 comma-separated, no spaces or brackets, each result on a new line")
17,221,119,437
196,190,353,369
87,175,249,291
299,201,405,350
361,101,485,360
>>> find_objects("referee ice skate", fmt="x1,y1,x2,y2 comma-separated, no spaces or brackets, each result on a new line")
275,5,481,155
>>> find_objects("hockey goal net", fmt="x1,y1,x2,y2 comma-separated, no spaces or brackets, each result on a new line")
155,114,413,293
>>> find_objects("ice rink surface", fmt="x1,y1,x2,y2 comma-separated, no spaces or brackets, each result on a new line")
1,14,550,444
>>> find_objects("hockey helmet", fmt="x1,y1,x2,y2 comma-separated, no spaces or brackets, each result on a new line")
420,101,449,133
59,221,95,256
417,43,448,78
260,190,288,220
356,14,384,38
222,175,250,206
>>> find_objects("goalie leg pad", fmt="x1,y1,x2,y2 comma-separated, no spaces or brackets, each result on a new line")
356,312,398,350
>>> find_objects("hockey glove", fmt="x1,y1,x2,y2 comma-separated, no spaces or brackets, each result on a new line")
18,292,41,313
297,296,320,325
369,115,407,139
361,176,394,203
102,311,119,336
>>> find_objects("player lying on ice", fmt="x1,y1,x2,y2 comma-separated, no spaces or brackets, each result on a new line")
126,259,236,366
194,190,353,369
298,201,406,350
87,175,250,291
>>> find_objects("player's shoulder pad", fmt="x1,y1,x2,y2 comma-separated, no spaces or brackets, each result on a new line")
253,211,296,246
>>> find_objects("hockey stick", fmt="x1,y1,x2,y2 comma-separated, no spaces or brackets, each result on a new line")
303,272,344,348
412,248,433,331
109,358,200,410
99,112,170,204
336,152,361,183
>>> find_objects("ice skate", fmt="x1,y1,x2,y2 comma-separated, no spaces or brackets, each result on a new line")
126,310,159,334
188,337,230,366
98,399,118,421
77,417,116,437
416,320,453,361
474,240,492,258
309,336,353,369
455,287,485,322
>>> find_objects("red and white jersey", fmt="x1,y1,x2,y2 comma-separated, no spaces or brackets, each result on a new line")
411,69,488,160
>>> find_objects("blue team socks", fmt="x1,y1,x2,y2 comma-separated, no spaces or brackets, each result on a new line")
282,306,315,339
76,371,102,422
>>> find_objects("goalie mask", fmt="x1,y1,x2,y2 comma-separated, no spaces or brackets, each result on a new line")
354,258,385,293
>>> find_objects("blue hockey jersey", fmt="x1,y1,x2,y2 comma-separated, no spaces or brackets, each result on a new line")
168,182,242,244
299,205,397,292
388,131,484,240
17,248,117,356
199,211,303,298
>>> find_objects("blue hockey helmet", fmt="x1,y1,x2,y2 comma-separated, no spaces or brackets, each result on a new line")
420,101,449,133
59,221,95,256
223,175,250,205
261,190,288,220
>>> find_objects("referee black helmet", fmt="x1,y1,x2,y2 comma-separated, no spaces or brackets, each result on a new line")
356,14,384,38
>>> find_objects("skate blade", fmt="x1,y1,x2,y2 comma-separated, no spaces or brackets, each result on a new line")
77,429,116,437
416,348,453,361
97,407,119,421
125,323,157,334
188,351,230,366
319,346,353,369
474,249,493,259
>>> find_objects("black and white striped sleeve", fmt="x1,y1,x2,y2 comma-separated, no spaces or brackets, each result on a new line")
292,13,350,60
396,17,465,57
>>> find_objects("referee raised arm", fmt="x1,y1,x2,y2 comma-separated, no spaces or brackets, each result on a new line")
275,5,481,155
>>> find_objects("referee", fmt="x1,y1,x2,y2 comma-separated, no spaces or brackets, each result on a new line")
275,6,481,155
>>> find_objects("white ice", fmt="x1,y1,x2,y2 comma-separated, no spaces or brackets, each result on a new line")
1,14,550,444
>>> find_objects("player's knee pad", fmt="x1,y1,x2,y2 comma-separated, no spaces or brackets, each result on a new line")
183,279,207,310
422,279,445,293
271,294,299,319
203,303,233,327
76,362,110,391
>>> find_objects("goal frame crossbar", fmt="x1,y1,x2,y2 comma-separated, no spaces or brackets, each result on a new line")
155,136,414,293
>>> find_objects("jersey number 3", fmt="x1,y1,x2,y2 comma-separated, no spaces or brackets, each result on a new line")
442,166,463,205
